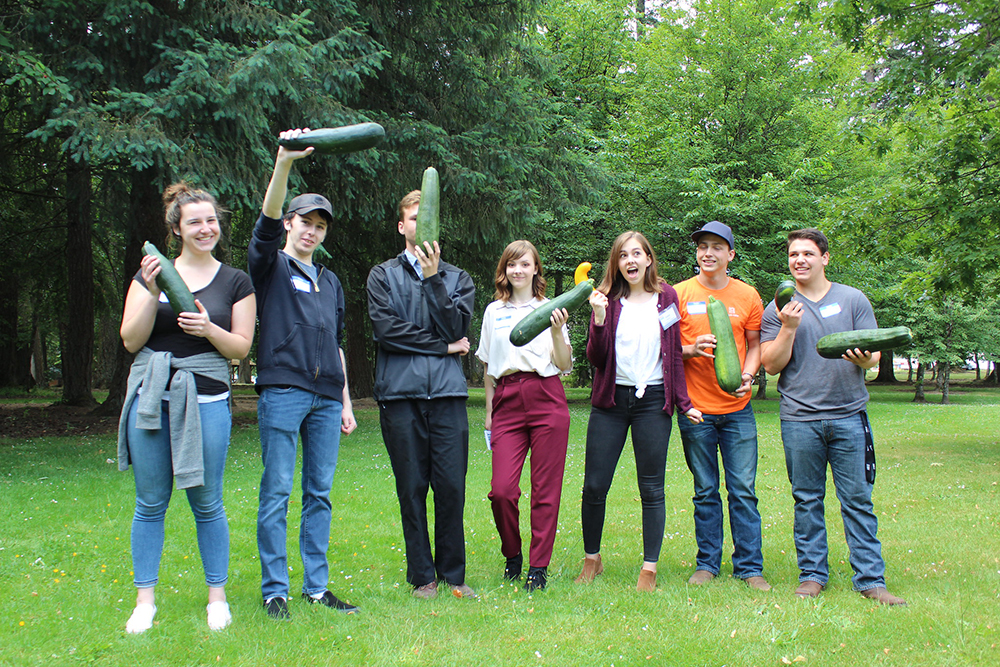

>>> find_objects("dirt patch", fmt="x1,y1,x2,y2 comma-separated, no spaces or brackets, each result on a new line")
1,394,378,440
0,403,119,440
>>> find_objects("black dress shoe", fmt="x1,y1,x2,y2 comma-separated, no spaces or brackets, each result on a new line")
504,554,523,581
264,596,290,620
524,566,547,592
303,591,360,614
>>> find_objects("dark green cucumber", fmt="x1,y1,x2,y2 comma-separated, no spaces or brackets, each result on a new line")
815,326,913,359
707,296,742,393
142,241,197,315
278,122,384,154
775,279,796,311
509,279,594,347
414,166,439,248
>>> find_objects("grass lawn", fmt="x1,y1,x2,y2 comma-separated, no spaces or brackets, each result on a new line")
1,380,998,666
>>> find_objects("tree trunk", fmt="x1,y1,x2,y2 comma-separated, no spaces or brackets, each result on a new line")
31,323,46,388
913,362,926,402
60,161,97,407
753,367,768,400
906,356,913,383
343,296,373,399
238,357,252,384
940,361,951,404
0,262,22,388
97,170,164,416
871,350,897,383
974,351,981,381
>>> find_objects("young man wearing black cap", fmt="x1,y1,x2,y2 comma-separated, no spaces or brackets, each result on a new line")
248,128,358,619
674,221,770,591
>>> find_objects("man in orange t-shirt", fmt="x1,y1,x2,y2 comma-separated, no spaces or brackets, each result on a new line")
674,221,769,591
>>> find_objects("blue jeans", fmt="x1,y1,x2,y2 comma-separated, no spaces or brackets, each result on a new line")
582,385,671,563
678,402,763,578
257,387,343,600
128,398,231,588
781,414,885,591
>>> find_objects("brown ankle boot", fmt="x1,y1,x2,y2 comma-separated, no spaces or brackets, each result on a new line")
636,569,656,592
574,555,604,583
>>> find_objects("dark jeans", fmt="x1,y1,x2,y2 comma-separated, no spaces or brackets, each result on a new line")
582,385,671,562
379,397,469,587
677,402,764,578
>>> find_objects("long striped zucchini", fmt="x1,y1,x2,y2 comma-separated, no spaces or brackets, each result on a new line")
707,296,742,393
142,241,197,315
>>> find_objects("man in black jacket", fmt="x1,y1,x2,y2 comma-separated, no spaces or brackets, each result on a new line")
249,129,358,620
367,189,476,599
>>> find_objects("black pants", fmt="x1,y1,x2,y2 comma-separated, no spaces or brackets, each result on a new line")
582,385,672,562
379,397,469,586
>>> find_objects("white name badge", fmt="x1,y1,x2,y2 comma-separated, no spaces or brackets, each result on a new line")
687,301,707,315
290,276,312,293
820,303,842,318
158,292,169,304
659,303,680,330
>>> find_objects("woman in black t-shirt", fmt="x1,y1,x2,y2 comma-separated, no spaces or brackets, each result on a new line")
118,183,255,634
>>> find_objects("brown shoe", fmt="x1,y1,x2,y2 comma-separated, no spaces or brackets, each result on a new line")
860,587,907,606
412,581,438,599
794,581,824,598
450,583,478,599
574,555,604,583
636,569,656,592
688,569,715,585
744,576,772,592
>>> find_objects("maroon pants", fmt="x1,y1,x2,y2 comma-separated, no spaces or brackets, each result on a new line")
489,372,570,568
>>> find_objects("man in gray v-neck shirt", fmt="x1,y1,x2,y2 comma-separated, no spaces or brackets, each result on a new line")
760,227,905,606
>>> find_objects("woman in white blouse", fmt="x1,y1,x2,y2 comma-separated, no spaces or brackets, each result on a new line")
476,240,572,592
575,231,702,592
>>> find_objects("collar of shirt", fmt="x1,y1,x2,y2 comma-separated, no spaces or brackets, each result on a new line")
403,249,423,280
499,298,542,310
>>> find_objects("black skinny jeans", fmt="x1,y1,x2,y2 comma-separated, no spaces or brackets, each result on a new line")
581,385,672,562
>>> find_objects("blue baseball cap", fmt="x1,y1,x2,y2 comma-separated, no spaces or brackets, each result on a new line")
691,221,735,249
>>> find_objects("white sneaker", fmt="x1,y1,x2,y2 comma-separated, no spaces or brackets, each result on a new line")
125,603,156,634
206,600,232,631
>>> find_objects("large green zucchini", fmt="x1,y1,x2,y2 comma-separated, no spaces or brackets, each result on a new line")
815,326,913,359
774,279,796,311
142,241,197,315
707,296,742,393
509,279,594,347
414,166,439,248
278,122,385,154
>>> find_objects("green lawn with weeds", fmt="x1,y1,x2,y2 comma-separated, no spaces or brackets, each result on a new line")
1,380,998,666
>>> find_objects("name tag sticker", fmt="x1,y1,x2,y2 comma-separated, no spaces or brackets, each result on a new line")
687,301,707,315
291,276,312,293
820,303,842,318
659,303,680,330
158,292,170,304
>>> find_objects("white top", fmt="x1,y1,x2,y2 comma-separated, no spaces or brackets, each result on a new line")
615,297,663,396
476,298,572,379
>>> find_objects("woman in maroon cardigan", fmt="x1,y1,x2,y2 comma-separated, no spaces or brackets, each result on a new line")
575,231,702,592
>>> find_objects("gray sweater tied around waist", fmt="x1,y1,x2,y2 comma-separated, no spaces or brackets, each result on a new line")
117,348,231,489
